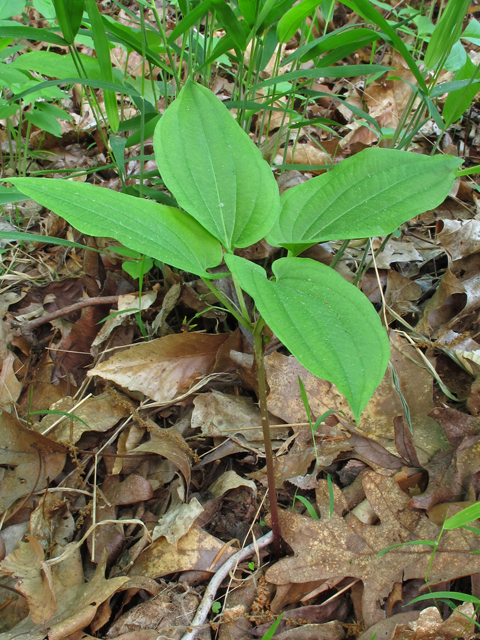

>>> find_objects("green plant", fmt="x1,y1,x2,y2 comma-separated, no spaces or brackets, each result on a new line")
4,79,461,553
380,501,480,633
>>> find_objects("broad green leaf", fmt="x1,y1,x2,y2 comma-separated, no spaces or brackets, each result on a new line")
8,178,222,278
34,0,56,21
226,254,390,420
266,148,462,251
0,187,31,205
0,0,25,19
0,22,67,45
238,0,257,27
52,0,84,43
24,109,62,137
462,17,480,47
35,101,73,121
154,80,279,251
444,40,467,72
10,50,101,79
443,56,480,127
277,0,320,43
282,27,380,65
0,61,29,86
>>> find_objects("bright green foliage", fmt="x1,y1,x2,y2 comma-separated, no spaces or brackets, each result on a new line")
277,0,321,43
85,0,119,131
8,178,222,278
424,0,470,70
443,56,480,127
9,80,462,420
154,79,279,251
52,0,85,44
267,148,462,254
225,254,390,420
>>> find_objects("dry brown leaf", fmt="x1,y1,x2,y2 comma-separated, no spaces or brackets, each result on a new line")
437,219,480,261
192,390,287,442
0,535,56,624
127,421,193,486
0,551,130,640
0,351,22,410
30,493,74,549
0,410,66,513
265,352,353,424
36,389,133,445
265,471,480,628
88,332,230,402
106,587,210,640
359,332,448,460
385,271,422,322
208,470,257,498
391,603,476,640
270,621,345,640
129,524,236,580
152,498,204,545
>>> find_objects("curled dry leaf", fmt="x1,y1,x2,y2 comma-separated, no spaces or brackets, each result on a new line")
0,535,56,625
129,524,236,580
266,471,480,628
208,470,257,499
152,498,204,545
436,219,480,261
0,551,130,640
192,390,288,442
30,493,74,549
0,351,22,410
391,603,476,640
88,332,230,402
0,410,66,513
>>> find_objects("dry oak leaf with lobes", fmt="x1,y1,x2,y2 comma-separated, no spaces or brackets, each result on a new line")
265,471,480,628
0,551,130,640
88,332,230,402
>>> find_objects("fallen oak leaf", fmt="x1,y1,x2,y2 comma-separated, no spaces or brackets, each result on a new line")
0,410,67,514
0,535,56,625
265,471,480,628
0,551,130,640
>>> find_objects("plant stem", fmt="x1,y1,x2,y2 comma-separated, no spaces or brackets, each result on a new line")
253,318,281,559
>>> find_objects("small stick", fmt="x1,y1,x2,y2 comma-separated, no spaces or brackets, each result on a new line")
180,530,274,640
17,295,120,343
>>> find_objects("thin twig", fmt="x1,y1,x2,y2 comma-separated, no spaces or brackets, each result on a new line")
17,295,120,343
180,531,274,640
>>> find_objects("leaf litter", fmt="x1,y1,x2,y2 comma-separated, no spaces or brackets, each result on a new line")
2,2,480,640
